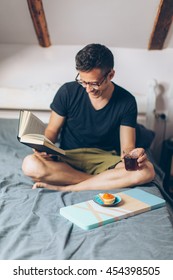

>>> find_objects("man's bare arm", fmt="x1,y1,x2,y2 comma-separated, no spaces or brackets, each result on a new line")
45,111,65,143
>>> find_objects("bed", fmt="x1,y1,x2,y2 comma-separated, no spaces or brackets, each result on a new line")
0,119,173,260
0,83,173,260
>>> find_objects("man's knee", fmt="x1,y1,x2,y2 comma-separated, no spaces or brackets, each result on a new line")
134,161,155,185
22,154,43,180
22,154,33,175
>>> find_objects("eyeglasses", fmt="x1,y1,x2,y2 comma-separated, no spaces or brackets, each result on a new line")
75,71,110,90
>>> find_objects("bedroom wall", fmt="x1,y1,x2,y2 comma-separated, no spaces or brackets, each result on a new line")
0,44,173,161
0,44,173,94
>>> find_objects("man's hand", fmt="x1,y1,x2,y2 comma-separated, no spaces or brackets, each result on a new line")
33,149,58,161
132,148,147,168
122,147,147,169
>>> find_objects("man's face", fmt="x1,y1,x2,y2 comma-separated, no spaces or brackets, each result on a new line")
77,68,112,98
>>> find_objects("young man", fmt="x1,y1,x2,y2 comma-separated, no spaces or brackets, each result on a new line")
22,44,155,192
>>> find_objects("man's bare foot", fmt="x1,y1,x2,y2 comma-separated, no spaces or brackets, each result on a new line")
32,182,60,190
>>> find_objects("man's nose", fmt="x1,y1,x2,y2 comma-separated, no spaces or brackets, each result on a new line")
86,84,94,92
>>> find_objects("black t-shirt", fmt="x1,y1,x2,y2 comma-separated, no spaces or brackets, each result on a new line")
50,82,137,152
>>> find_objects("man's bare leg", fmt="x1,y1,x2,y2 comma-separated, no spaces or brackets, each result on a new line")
32,160,155,192
22,153,92,186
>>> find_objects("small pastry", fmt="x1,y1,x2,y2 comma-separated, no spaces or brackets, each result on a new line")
102,193,115,205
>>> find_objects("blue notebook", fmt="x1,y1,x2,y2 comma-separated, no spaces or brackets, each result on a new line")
60,189,166,230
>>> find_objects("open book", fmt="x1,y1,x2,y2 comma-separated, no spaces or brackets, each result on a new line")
17,110,66,156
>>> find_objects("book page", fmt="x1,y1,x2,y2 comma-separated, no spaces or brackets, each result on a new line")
18,111,46,137
21,134,53,145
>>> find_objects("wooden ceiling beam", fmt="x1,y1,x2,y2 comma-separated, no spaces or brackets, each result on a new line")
27,0,51,47
148,0,173,50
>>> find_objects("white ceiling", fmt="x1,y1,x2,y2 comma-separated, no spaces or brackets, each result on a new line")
0,0,173,49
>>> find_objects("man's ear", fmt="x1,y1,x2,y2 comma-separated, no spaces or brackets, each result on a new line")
109,69,115,80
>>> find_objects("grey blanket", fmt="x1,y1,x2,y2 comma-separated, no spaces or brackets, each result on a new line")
0,119,173,260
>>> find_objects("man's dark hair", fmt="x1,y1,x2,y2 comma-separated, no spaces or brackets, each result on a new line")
75,43,114,73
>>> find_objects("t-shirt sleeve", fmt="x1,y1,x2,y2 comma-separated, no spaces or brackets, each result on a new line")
50,84,69,116
120,96,137,128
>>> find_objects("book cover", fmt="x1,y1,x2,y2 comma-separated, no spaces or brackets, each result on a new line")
20,141,65,156
60,189,166,230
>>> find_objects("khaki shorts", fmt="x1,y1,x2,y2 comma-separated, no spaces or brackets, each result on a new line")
61,148,121,175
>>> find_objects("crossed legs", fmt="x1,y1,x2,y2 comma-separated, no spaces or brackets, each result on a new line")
22,153,155,192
